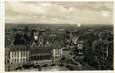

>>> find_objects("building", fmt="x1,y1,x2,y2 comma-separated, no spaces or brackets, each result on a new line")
9,45,30,64
52,48,63,61
31,29,39,46
72,36,79,45
8,45,30,71
77,41,84,56
51,41,63,61
6,28,65,71
31,29,39,40
30,46,52,64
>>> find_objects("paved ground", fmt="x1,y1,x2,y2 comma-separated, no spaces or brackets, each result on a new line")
62,49,94,70
41,66,69,71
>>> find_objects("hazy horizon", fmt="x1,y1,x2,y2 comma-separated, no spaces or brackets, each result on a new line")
5,2,113,24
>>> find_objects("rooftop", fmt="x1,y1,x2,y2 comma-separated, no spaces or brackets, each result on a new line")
30,47,51,55
10,45,30,51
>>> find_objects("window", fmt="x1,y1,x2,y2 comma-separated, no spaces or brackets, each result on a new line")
24,51,26,57
10,51,13,59
23,51,25,57
14,58,16,62
78,44,83,49
55,56,59,59
11,58,13,63
31,56,33,60
55,49,60,55
17,58,18,62
17,51,19,57
13,52,15,57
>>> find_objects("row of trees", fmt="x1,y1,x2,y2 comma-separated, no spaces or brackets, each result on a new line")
83,31,113,70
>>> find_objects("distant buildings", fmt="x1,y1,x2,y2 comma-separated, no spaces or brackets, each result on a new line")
5,25,113,71
7,27,64,71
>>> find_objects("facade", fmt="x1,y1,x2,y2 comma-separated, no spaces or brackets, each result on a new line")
51,42,63,61
31,29,39,46
9,45,30,64
53,49,63,61
77,41,84,56
30,29,63,63
30,47,52,64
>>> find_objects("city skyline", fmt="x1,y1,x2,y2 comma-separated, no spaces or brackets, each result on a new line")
5,24,113,71
5,1,114,71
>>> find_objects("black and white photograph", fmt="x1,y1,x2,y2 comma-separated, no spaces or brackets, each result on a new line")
5,1,114,71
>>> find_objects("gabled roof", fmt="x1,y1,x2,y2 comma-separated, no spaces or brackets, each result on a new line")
51,41,62,49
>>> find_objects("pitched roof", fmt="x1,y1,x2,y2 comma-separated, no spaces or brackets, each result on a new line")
30,46,51,55
51,41,62,49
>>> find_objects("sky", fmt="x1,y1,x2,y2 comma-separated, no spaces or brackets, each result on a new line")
5,1,113,25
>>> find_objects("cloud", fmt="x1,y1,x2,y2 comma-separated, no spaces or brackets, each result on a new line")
5,2,113,24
